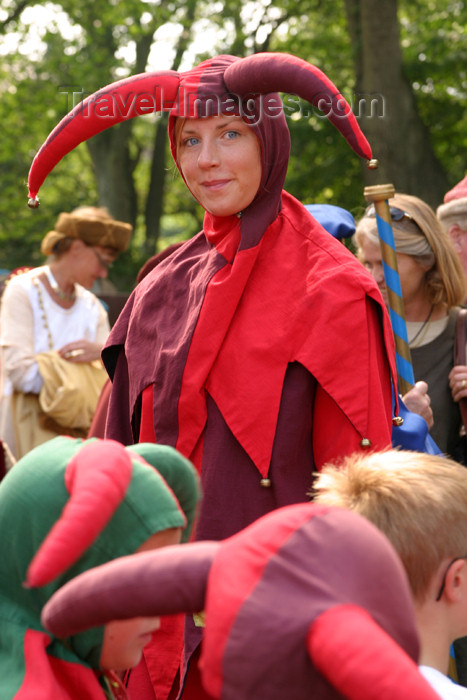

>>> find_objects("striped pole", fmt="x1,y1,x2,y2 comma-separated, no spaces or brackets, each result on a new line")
364,184,415,396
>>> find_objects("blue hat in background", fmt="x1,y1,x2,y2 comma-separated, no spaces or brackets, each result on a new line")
304,203,356,239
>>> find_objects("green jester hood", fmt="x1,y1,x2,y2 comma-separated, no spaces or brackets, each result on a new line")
0,436,198,699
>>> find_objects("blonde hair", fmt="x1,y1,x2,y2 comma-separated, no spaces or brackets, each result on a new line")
354,193,466,308
312,450,467,602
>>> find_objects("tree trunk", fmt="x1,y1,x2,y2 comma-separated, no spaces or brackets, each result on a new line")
85,31,153,229
142,0,198,252
343,0,450,208
86,120,137,227
144,114,168,257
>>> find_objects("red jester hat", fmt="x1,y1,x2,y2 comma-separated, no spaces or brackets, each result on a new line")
27,52,375,206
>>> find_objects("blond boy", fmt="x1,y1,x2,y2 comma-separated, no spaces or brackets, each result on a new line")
313,449,467,699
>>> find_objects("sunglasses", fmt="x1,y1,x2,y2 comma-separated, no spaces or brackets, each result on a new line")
365,205,413,222
89,247,114,270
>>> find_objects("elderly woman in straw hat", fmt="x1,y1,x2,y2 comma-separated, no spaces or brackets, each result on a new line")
0,206,132,459
355,192,467,460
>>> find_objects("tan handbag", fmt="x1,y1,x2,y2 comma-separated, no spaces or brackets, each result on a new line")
11,391,59,459
36,351,108,431
11,384,94,460
31,275,108,433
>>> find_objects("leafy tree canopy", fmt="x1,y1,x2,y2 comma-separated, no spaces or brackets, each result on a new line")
0,0,465,289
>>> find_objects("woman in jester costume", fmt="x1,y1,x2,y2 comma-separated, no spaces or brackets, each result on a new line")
0,437,198,699
27,52,399,698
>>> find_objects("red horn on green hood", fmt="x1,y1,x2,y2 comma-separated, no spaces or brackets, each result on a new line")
27,71,180,206
224,52,373,161
26,440,133,588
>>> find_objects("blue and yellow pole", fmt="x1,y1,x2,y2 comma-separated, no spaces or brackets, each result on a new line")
364,184,415,396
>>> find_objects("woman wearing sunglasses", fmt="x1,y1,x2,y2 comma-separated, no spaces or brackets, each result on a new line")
355,192,467,460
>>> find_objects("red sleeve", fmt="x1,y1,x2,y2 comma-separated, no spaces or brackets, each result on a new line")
87,378,112,439
140,384,157,443
312,297,393,469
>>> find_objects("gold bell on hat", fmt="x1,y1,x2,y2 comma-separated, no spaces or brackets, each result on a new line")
392,416,404,426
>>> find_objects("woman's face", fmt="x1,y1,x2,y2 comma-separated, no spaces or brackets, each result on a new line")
359,237,429,307
68,241,115,289
177,115,262,217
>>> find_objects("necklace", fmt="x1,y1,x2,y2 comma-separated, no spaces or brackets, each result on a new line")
33,277,53,350
44,266,76,302
409,304,434,348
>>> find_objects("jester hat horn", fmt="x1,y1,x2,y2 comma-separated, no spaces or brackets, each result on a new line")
28,52,374,206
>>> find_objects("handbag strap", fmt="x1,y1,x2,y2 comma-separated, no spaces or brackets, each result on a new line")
32,276,54,350
454,308,467,431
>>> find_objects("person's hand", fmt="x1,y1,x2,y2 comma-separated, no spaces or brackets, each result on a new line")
449,364,467,403
402,381,434,429
58,340,103,364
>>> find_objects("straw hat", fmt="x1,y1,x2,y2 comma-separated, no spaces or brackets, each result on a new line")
41,206,132,256
437,174,467,232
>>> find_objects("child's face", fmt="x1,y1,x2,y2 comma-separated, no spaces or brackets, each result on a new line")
99,526,182,671
100,616,162,671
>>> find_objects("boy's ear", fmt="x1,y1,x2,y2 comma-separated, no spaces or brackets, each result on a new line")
444,559,467,603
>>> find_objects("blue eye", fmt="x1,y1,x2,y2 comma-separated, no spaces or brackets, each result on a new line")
183,137,199,147
223,129,239,141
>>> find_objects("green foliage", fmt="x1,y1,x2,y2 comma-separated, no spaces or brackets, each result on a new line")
398,0,467,183
269,0,368,216
0,0,465,289
0,53,97,269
